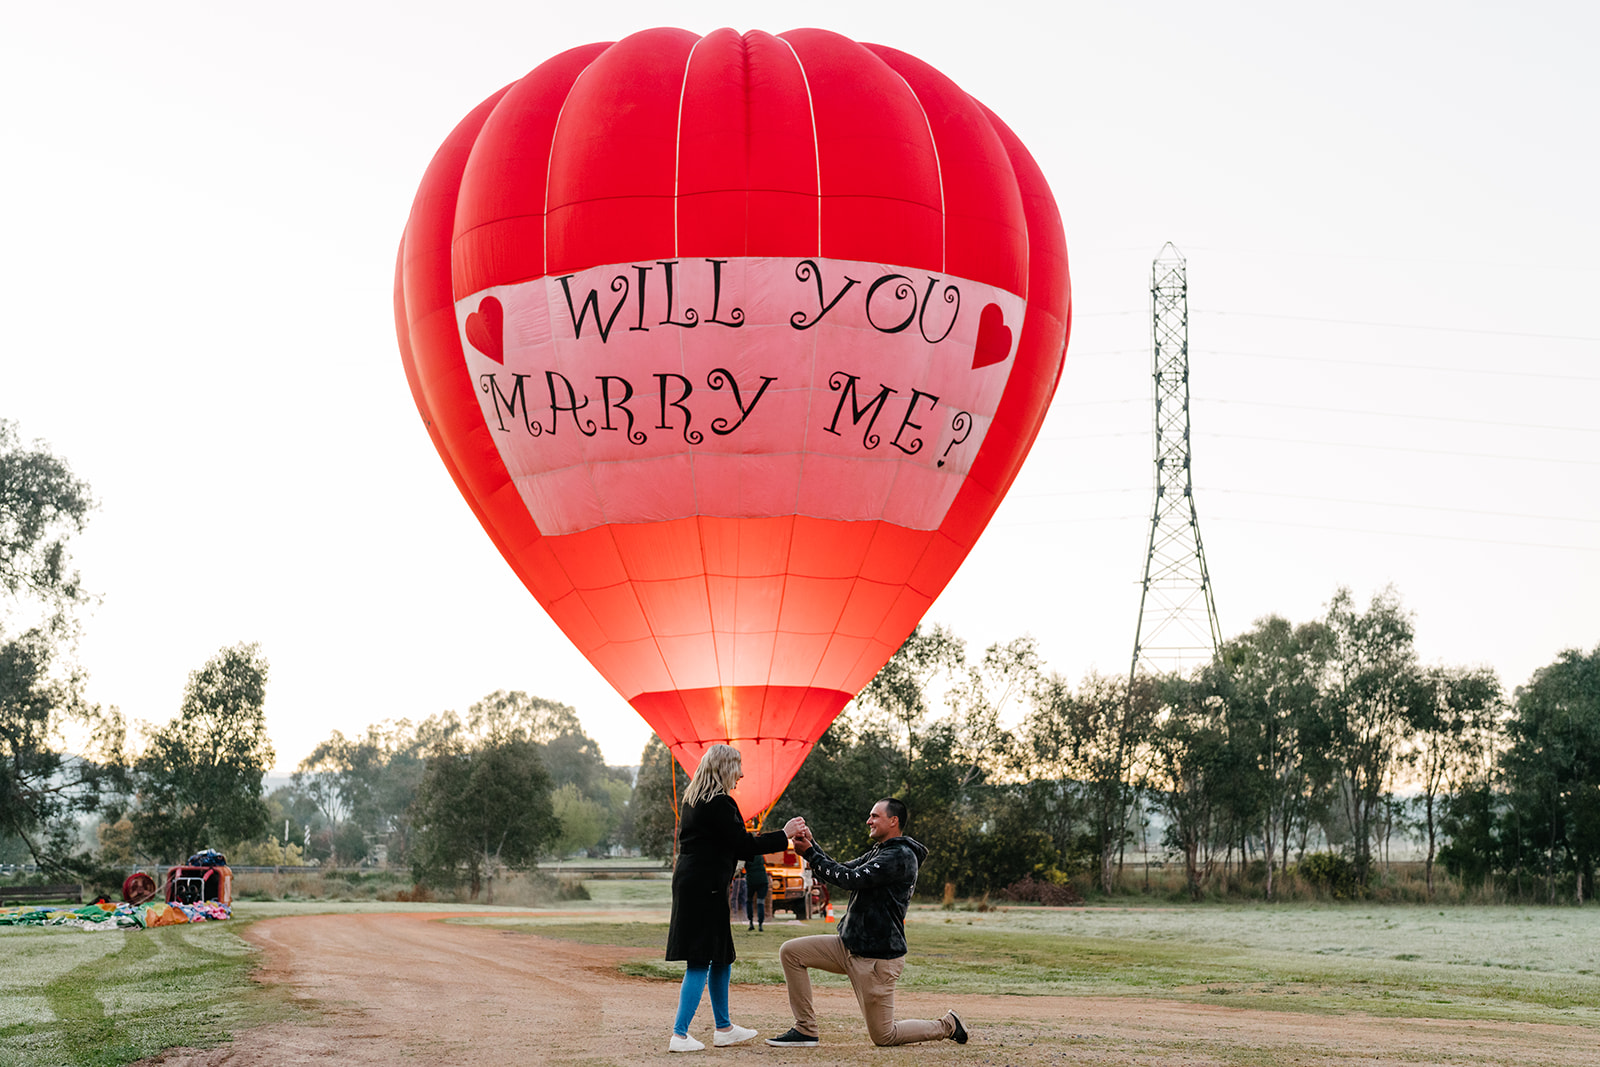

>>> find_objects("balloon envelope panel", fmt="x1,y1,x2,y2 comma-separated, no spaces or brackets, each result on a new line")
396,27,1070,818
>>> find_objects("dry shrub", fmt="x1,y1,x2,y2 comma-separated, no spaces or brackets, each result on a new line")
232,870,410,902
388,884,434,903
384,870,589,906
996,875,1084,907
227,868,598,907
1294,852,1364,899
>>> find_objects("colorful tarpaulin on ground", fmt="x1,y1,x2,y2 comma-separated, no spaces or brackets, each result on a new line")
0,900,231,931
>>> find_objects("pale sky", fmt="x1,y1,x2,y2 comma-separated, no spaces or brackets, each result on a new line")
3,1,1594,771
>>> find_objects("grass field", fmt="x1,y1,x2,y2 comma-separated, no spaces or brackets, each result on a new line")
459,898,1600,1026
0,900,534,1067
0,921,285,1067
5,891,1599,1066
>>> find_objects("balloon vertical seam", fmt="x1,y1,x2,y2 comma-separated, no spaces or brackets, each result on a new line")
543,63,597,283
690,517,723,732
671,34,708,261
885,66,947,276
604,522,683,718
774,33,823,258
984,104,1032,305
776,32,823,703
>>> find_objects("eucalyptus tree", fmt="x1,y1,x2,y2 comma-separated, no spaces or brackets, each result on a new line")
1408,665,1503,896
1499,645,1600,902
295,720,430,865
1216,614,1331,899
1144,671,1228,898
133,643,274,862
927,635,1038,800
409,727,557,898
0,420,123,873
854,623,965,785
464,690,630,844
773,709,902,855
1318,586,1424,888
295,691,625,867
903,636,1047,896
1019,673,1086,866
1025,671,1155,893
628,734,689,859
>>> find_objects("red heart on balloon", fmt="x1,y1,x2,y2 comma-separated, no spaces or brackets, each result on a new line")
972,302,1013,369
465,295,504,363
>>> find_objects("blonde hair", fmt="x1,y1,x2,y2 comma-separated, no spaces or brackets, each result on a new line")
682,744,742,807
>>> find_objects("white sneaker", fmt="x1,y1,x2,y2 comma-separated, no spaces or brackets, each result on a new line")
669,1033,705,1052
714,1024,758,1046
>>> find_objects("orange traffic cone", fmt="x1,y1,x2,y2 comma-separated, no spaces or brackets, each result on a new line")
825,903,836,923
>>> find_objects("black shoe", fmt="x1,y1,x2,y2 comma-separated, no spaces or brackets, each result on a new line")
748,924,755,930
946,1009,967,1044
765,1027,819,1047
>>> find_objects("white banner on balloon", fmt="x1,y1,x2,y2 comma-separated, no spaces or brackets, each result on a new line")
456,256,1026,535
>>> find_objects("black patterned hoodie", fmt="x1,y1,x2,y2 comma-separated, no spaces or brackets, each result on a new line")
799,835,928,959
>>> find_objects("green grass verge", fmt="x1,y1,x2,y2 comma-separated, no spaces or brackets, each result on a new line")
456,903,1600,1027
0,921,295,1067
0,898,655,1067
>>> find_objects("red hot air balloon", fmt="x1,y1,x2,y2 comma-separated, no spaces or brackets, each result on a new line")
395,27,1071,819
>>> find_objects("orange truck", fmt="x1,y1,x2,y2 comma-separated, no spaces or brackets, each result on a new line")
757,845,829,920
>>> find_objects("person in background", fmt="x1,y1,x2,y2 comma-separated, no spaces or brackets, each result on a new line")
665,743,805,1053
745,855,770,931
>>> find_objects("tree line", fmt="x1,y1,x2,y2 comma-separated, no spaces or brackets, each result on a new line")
4,420,1598,903
627,600,1598,904
0,421,634,895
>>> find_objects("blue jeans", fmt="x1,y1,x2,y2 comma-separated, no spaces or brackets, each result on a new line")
673,960,731,1036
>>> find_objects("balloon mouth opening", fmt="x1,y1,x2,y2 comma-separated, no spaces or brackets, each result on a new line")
642,685,856,817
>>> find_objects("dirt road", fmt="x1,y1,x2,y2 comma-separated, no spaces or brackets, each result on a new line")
141,911,1596,1066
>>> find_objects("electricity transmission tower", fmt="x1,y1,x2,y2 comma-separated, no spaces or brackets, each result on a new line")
1129,243,1221,683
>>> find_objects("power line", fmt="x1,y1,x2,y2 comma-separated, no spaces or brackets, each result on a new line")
1199,488,1600,525
995,508,1600,553
1204,348,1600,382
1201,432,1600,467
1208,515,1600,554
1198,309,1600,344
1013,484,1600,526
1014,487,1146,499
1043,395,1600,435
1063,347,1146,359
1067,346,1600,378
998,514,1146,526
1042,431,1147,441
1043,428,1600,466
1193,397,1600,435
1179,245,1600,275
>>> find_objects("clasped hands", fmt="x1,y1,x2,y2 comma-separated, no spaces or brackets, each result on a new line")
783,816,814,850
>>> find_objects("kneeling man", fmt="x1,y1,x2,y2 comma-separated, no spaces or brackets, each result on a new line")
767,798,967,1048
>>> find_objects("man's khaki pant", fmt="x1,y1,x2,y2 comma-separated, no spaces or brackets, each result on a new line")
777,934,952,1046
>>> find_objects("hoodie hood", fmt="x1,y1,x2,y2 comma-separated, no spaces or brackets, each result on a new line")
883,835,928,863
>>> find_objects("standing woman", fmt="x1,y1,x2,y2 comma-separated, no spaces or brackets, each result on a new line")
666,743,801,1053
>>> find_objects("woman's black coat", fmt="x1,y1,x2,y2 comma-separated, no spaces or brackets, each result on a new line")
665,794,789,963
